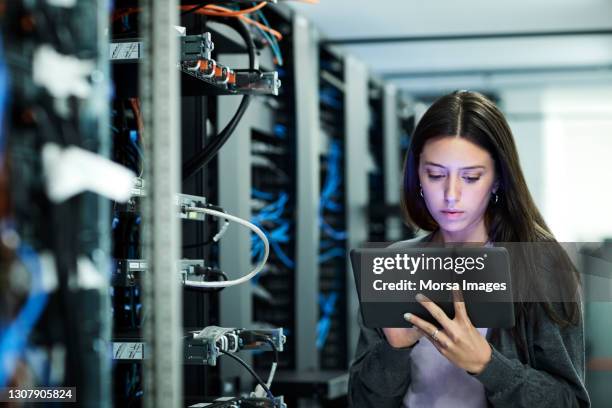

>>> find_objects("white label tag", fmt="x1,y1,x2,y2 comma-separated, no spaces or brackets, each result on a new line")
110,42,141,60
113,342,144,360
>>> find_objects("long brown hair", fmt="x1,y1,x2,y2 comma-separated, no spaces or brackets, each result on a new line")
400,91,581,348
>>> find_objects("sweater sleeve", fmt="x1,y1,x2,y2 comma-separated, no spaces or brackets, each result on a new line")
472,303,590,408
348,312,417,408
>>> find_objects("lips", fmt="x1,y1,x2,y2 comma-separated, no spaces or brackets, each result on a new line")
441,210,464,219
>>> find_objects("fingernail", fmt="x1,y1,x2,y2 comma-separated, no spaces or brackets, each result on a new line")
404,312,412,321
415,293,425,301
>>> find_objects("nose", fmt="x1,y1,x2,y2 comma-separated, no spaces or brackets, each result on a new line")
445,174,461,205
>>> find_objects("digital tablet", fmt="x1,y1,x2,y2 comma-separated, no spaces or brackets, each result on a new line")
350,246,515,329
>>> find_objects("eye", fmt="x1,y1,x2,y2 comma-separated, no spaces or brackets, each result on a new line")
463,176,481,183
427,173,445,180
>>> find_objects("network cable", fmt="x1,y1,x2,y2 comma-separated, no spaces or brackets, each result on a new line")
220,350,274,399
181,207,269,288
181,1,268,18
262,337,279,389
250,190,295,269
182,17,256,181
316,291,338,349
318,247,345,264
253,6,283,66
319,140,347,243
182,204,230,249
0,244,48,388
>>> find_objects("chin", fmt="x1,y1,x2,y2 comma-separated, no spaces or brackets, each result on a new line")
434,218,469,232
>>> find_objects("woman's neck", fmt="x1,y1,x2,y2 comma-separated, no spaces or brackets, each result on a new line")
434,221,489,244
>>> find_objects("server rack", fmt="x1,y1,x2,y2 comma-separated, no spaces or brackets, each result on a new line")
214,4,293,396
367,79,387,242
343,55,369,365
317,47,369,370
1,1,112,407
110,2,286,406
249,6,297,373
317,46,348,371
396,93,418,239
109,1,182,407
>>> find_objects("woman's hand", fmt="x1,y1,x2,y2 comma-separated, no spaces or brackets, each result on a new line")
404,290,492,374
382,326,424,349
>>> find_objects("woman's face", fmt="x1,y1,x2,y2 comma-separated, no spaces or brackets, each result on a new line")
418,136,498,236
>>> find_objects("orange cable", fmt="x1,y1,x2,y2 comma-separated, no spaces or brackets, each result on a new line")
239,14,283,40
111,2,282,41
111,7,140,22
188,4,283,40
179,1,267,17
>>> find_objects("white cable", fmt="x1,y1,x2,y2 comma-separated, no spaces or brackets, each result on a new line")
213,218,230,242
182,207,269,288
266,362,277,389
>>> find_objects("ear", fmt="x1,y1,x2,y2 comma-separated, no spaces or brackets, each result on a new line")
492,179,500,194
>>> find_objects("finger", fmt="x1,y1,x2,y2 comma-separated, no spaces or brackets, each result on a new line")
415,293,455,333
452,289,468,321
424,332,450,352
404,312,450,348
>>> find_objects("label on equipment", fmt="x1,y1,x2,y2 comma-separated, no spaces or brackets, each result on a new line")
110,42,141,60
113,342,144,360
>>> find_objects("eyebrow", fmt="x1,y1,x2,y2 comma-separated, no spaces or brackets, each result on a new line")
423,161,486,170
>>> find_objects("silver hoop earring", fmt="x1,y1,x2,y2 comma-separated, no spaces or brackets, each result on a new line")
420,188,424,198
493,193,499,204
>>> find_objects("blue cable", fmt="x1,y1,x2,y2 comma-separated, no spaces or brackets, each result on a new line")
252,192,288,223
320,220,347,241
319,141,347,241
254,7,283,66
250,222,295,270
129,130,144,159
269,240,294,269
250,191,296,270
319,92,342,109
318,247,346,264
0,244,49,388
317,137,345,349
254,24,283,66
252,188,276,200
273,124,287,139
316,292,338,348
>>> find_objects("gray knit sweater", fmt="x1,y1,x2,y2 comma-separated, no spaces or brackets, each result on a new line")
348,233,590,407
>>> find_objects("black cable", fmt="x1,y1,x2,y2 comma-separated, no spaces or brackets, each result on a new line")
209,268,229,281
182,240,214,249
263,337,278,390
219,350,274,398
185,266,228,293
181,2,212,16
263,337,279,365
182,17,256,181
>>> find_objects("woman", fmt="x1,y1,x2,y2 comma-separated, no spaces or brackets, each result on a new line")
348,91,590,407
